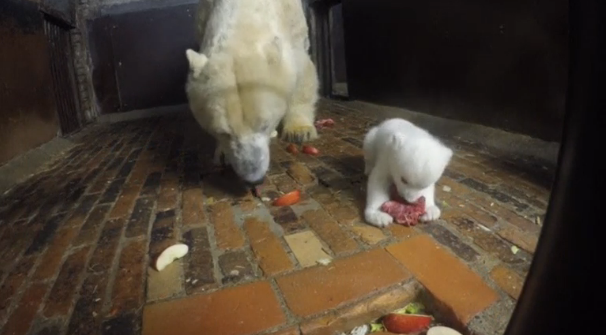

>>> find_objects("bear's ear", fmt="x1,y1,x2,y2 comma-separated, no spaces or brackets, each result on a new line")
186,49,208,78
389,133,405,148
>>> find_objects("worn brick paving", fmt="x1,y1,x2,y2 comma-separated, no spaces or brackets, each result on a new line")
0,99,552,335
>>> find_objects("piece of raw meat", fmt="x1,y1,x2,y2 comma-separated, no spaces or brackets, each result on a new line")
314,118,335,130
380,185,426,226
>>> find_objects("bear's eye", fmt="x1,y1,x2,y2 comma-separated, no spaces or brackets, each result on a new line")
401,177,408,184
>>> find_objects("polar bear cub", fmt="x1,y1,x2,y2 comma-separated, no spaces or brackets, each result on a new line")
185,0,319,185
363,118,453,227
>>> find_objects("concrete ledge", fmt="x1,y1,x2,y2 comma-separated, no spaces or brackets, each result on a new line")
353,100,561,169
97,104,188,123
0,136,77,195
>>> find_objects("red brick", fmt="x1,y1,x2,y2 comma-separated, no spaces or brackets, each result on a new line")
1,283,48,335
276,248,410,317
110,239,146,315
271,206,306,233
66,272,110,335
496,222,538,253
448,158,502,185
73,205,111,247
182,188,205,226
182,228,216,293
490,265,525,299
31,225,80,281
0,256,36,321
244,217,294,276
286,162,316,185
43,246,91,317
386,235,499,324
218,250,255,284
125,197,155,238
156,175,179,211
142,281,286,335
209,201,245,250
109,184,142,219
271,174,299,193
302,209,358,255
88,218,125,274
388,224,420,240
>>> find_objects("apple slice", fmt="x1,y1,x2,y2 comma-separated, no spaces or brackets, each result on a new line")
382,313,433,333
427,326,463,335
156,244,189,271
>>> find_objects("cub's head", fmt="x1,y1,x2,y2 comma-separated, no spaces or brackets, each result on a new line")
185,49,284,186
387,133,453,203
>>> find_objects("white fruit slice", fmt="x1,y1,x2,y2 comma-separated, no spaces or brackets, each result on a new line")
155,244,189,271
427,326,463,335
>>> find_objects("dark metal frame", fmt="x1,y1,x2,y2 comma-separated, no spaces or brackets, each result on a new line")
308,0,349,100
42,12,82,136
503,0,601,333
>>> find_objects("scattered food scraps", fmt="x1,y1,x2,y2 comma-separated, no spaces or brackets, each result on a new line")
380,185,426,226
382,313,433,334
369,323,384,333
314,118,335,130
273,189,302,206
427,326,463,335
270,130,278,138
338,325,369,335
442,185,451,192
302,145,320,156
400,302,425,315
511,245,519,254
155,244,189,271
535,216,542,226
317,258,332,266
261,197,271,202
286,143,298,154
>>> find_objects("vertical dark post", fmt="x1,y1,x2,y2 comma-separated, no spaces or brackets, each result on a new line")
309,1,333,98
503,0,603,334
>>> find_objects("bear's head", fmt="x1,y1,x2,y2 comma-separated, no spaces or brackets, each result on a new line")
387,133,453,203
185,48,288,186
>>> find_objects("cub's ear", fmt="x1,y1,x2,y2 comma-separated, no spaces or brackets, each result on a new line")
186,49,208,78
388,133,406,148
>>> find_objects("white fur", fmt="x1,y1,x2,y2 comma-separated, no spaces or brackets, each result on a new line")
363,118,453,227
186,0,319,184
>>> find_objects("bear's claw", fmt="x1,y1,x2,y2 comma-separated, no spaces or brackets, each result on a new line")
281,125,318,144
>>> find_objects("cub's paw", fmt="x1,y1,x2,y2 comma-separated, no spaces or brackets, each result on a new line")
281,124,318,144
365,209,393,227
420,205,441,222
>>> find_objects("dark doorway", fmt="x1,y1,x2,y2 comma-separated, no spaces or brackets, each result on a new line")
44,14,81,136
88,3,198,114
329,3,348,98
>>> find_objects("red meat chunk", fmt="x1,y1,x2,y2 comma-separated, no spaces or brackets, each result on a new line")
314,118,335,130
380,185,426,226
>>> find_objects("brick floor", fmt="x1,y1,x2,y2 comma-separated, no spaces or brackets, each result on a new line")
0,99,552,335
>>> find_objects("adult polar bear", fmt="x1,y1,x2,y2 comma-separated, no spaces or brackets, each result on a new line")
185,0,319,185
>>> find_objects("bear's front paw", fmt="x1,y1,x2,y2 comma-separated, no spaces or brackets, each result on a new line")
365,209,393,227
420,205,441,222
281,124,318,144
